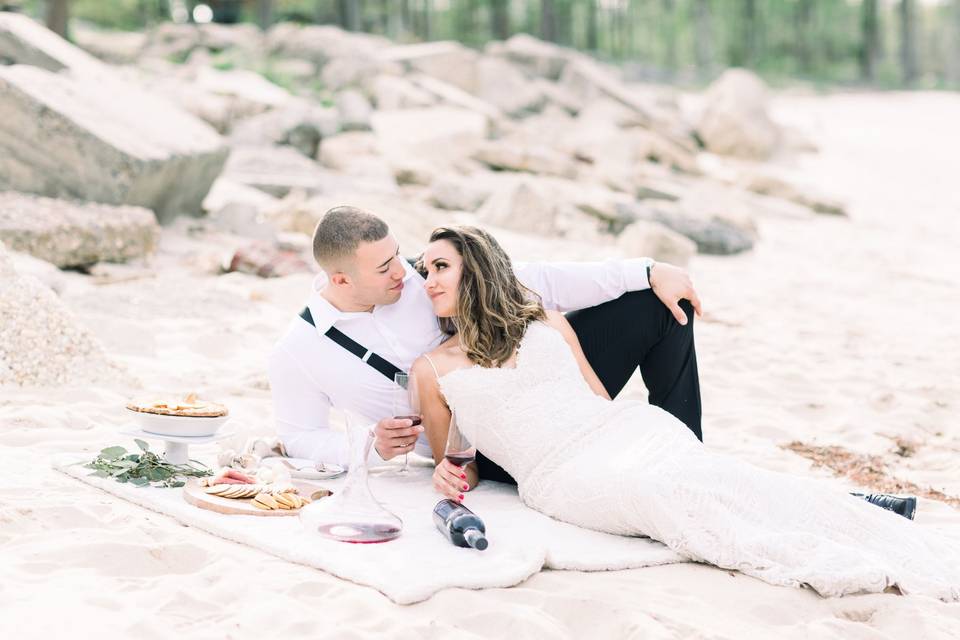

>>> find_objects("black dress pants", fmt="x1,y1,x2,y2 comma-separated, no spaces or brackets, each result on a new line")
476,289,702,485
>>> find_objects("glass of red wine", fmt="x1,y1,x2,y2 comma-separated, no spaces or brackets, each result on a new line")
393,372,421,474
444,409,475,468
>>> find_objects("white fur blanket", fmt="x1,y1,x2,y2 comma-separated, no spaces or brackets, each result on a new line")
54,455,685,604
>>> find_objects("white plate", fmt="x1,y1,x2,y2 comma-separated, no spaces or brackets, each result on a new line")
127,409,230,438
261,457,346,480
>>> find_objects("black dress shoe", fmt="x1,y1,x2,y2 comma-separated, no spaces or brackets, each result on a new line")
850,492,917,520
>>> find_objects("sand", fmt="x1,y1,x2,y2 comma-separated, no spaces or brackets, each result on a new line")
1,92,958,639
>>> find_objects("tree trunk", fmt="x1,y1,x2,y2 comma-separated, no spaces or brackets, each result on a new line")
742,0,758,68
693,0,714,79
46,0,69,39
339,0,361,32
900,0,919,86
859,0,880,82
586,0,598,51
491,0,509,40
794,0,814,75
540,0,558,43
256,0,273,30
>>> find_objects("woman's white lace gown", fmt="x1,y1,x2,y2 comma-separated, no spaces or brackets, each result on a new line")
438,322,960,600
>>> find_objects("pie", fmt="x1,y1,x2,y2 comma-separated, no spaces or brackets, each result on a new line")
126,392,228,418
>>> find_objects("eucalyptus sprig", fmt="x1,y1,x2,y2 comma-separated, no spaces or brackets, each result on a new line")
85,439,212,488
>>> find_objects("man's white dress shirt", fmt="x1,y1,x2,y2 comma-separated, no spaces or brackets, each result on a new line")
267,258,653,466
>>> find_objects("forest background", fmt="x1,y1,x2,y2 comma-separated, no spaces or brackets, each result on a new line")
15,0,960,90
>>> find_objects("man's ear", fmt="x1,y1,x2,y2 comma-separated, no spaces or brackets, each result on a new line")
329,271,350,286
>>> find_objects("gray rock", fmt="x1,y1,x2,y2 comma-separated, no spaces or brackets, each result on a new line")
406,73,504,125
558,59,654,127
0,12,101,73
0,63,227,222
369,74,436,110
372,107,489,175
72,24,146,64
474,139,578,179
476,179,563,235
618,220,697,266
8,249,67,294
0,192,160,268
335,89,373,131
224,145,369,198
429,175,493,212
739,171,846,216
321,55,401,92
485,34,572,81
616,202,754,255
379,41,480,94
474,56,545,117
230,100,340,158
697,69,781,159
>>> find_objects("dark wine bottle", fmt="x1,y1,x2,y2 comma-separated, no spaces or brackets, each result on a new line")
432,499,489,551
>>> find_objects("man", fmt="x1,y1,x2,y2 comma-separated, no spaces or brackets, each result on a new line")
269,205,700,464
267,206,915,518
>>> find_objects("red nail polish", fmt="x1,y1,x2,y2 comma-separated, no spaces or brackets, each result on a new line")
458,494,464,501
459,474,466,479
462,484,469,490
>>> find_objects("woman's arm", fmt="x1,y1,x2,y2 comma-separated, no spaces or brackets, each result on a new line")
410,355,479,501
543,310,612,401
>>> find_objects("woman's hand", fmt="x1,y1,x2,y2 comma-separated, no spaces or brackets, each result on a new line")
432,458,475,503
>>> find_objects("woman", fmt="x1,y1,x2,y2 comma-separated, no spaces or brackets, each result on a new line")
410,225,959,600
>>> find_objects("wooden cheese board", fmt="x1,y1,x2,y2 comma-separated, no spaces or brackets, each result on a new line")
182,479,332,517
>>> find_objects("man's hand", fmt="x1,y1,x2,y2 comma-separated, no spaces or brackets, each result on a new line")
649,261,703,325
373,417,424,461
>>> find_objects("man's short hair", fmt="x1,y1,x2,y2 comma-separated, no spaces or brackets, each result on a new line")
312,206,389,270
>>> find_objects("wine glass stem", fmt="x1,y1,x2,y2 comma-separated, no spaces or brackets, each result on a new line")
401,453,409,472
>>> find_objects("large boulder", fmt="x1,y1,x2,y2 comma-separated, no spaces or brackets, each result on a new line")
0,192,159,268
697,69,781,159
379,41,480,94
617,201,754,255
224,145,394,198
476,176,599,242
474,139,578,179
368,74,436,110
618,220,697,266
0,64,228,222
335,89,374,131
485,34,573,81
429,174,494,212
371,107,490,184
739,170,846,216
474,56,545,117
0,11,102,73
0,242,124,387
229,99,339,157
148,66,294,133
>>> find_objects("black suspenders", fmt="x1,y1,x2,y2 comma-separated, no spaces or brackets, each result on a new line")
299,257,423,382
299,306,404,382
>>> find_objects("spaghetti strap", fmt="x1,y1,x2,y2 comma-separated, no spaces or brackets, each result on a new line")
421,353,441,380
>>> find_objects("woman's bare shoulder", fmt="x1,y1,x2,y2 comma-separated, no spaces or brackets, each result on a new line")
414,337,468,380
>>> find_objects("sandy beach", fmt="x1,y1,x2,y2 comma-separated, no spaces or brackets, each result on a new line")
1,91,959,639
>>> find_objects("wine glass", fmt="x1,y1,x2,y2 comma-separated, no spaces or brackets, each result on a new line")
443,409,475,467
393,371,421,474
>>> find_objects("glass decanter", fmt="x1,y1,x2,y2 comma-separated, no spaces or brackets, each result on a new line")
299,411,402,543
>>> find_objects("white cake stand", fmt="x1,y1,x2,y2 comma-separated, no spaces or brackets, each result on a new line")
119,427,234,465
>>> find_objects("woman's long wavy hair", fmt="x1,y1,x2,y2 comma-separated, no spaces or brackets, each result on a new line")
423,226,546,368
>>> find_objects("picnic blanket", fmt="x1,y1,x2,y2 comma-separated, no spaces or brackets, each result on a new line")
54,455,686,604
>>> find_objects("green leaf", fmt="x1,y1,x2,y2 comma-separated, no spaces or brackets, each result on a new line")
100,446,127,460
90,469,110,478
134,439,150,452
130,477,150,487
